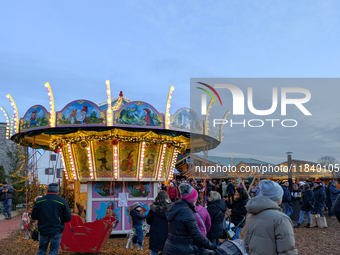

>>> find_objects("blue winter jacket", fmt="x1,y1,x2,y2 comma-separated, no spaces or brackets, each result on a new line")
329,185,340,201
130,209,147,225
281,185,291,203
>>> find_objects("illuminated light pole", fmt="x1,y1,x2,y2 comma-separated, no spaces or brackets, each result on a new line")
165,86,175,129
205,99,214,135
219,110,230,142
67,144,77,180
0,106,10,139
44,82,55,127
139,142,146,180
60,152,69,180
6,94,19,133
106,80,112,126
87,146,94,180
169,149,178,177
113,142,118,180
157,144,167,180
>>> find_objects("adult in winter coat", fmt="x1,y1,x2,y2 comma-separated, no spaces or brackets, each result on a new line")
163,183,216,255
290,184,302,222
167,182,178,202
225,187,248,240
207,191,227,246
244,180,298,255
294,184,314,228
329,181,340,217
194,199,211,237
281,180,293,217
31,183,72,255
146,190,172,255
334,195,340,223
313,180,326,216
0,181,15,220
325,182,332,215
226,182,235,203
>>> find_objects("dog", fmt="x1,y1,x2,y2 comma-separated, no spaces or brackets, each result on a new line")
125,221,149,250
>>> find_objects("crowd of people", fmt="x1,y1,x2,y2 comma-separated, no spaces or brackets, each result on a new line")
2,178,340,255
153,177,340,255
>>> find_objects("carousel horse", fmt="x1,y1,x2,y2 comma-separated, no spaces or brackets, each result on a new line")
125,221,149,250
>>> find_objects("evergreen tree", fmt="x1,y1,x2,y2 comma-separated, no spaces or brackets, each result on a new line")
5,143,27,207
0,165,6,183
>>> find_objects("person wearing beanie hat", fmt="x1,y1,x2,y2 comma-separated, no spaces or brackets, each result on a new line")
244,180,298,255
129,202,147,248
280,180,293,217
163,183,217,255
0,181,15,220
31,182,71,255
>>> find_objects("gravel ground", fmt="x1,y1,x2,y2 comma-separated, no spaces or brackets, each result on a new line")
0,215,339,254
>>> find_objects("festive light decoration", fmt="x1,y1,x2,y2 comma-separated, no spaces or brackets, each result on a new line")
205,99,214,135
106,80,112,126
10,114,14,137
169,149,178,177
138,142,146,180
219,110,230,142
113,143,118,180
67,144,77,180
44,82,55,127
60,151,69,180
6,94,19,133
0,106,10,139
51,135,186,151
157,144,167,180
165,86,175,129
87,146,94,180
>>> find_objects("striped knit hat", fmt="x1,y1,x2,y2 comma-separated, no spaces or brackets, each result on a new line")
179,183,198,203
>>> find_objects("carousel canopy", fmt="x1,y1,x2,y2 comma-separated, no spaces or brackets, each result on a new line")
7,82,225,182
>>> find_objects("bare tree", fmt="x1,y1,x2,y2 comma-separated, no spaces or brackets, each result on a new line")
317,156,338,180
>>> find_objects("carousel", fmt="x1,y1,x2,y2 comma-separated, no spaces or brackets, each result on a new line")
5,81,226,241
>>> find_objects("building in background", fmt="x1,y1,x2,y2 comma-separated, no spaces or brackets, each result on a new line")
35,151,63,185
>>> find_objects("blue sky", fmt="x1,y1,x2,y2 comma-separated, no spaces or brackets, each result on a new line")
1,1,340,163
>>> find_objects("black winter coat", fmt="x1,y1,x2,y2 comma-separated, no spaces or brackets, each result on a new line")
130,209,146,225
207,183,214,196
225,199,248,227
146,202,171,252
207,199,227,238
300,189,314,212
0,185,15,201
31,193,71,237
163,200,213,255
226,183,235,195
334,195,340,223
313,185,326,205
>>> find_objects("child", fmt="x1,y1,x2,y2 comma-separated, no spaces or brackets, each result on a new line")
130,202,147,248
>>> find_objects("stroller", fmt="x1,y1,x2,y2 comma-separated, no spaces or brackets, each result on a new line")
203,213,247,255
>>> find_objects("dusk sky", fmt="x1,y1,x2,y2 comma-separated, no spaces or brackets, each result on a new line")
1,1,340,164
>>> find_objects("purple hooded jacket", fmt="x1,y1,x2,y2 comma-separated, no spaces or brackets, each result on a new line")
194,204,211,237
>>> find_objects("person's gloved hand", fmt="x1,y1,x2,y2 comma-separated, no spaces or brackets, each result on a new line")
210,243,217,250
